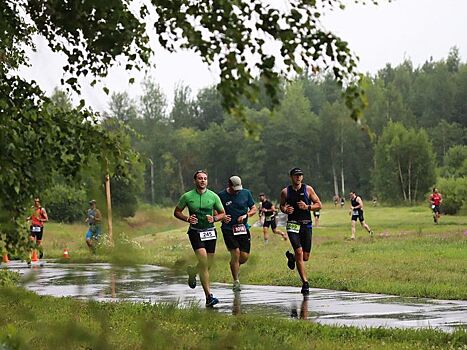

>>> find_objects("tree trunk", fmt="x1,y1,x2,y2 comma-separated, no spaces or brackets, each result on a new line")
332,163,338,197
341,165,345,197
340,125,345,197
408,158,412,203
178,161,185,194
398,158,407,201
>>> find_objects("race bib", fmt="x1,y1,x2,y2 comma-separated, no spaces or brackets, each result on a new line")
352,210,359,216
431,205,435,209
232,224,247,235
199,228,216,241
286,222,300,234
265,215,273,222
31,226,42,233
314,211,320,216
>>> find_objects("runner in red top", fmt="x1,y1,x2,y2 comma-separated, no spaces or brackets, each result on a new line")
428,188,442,224
26,197,48,258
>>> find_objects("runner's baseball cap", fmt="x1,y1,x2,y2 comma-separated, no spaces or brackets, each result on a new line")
229,176,243,191
289,167,304,176
89,199,96,205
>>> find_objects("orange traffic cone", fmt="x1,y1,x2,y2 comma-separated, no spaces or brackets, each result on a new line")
63,248,70,259
31,250,39,262
2,254,9,264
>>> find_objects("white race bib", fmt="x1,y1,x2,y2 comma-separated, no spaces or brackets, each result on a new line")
265,215,273,222
352,210,359,216
286,222,300,234
431,205,435,209
31,226,42,232
232,224,247,235
199,228,216,241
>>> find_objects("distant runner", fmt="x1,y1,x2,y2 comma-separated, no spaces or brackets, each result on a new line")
26,197,48,259
280,167,322,295
313,209,320,228
349,191,373,240
258,193,287,243
428,188,442,224
174,170,225,307
218,176,256,292
85,199,102,252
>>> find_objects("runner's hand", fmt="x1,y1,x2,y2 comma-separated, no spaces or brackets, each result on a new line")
223,214,232,224
188,214,198,224
284,204,294,214
237,214,247,223
206,215,214,223
297,200,308,210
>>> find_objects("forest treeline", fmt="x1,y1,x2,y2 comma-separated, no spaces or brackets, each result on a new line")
48,48,467,220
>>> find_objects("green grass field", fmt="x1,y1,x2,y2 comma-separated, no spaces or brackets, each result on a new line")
41,203,467,300
2,203,466,349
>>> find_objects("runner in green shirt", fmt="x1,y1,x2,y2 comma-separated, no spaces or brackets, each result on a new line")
174,170,225,307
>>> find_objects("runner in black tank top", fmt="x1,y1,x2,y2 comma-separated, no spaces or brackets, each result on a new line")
349,191,373,240
280,167,322,295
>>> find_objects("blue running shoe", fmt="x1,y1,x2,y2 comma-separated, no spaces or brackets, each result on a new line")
206,294,219,307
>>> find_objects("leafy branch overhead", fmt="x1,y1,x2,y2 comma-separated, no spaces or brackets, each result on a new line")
2,0,374,119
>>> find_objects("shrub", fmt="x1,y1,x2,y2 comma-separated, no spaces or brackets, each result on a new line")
42,184,87,223
437,177,467,214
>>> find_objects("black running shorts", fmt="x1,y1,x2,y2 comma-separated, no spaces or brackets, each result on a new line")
262,216,277,229
351,211,364,222
187,228,217,254
29,225,44,241
287,224,312,253
221,228,251,253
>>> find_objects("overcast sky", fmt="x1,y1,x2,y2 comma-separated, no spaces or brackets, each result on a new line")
20,0,467,112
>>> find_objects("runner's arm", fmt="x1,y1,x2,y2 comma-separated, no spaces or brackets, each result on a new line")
40,208,48,222
174,205,190,223
279,188,289,213
94,209,102,223
306,186,322,212
353,197,363,210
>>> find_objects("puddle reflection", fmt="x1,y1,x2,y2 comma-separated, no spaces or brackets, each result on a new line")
291,296,309,320
9,261,467,332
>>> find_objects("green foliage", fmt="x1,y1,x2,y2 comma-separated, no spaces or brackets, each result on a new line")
0,270,20,287
374,122,436,203
43,184,87,223
437,177,467,214
441,145,467,178
110,177,139,218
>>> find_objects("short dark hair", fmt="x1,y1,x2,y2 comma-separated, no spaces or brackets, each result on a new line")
193,170,208,179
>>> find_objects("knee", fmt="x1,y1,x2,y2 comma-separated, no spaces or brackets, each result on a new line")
303,253,310,261
295,249,304,259
239,253,249,265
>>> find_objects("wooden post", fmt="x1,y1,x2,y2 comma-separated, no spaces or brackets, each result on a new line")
105,174,113,245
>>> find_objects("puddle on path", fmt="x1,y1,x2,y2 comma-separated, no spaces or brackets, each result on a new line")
6,261,466,332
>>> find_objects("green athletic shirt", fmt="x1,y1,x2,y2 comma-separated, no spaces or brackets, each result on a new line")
177,189,224,230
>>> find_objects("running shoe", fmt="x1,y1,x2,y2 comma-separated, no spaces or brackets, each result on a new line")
205,294,219,307
39,250,44,259
285,251,295,270
233,280,241,292
301,281,310,295
369,230,374,237
187,265,197,289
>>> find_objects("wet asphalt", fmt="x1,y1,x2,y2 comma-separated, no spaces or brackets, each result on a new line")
5,260,466,333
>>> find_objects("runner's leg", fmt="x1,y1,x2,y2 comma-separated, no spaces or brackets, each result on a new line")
195,248,211,298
